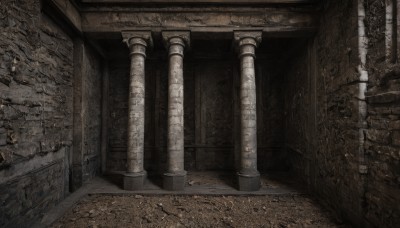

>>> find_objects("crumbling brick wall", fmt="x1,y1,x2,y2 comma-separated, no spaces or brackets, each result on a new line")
285,0,400,227
0,0,73,227
364,0,400,226
0,0,104,226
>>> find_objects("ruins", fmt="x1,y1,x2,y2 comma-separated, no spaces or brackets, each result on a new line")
0,0,399,227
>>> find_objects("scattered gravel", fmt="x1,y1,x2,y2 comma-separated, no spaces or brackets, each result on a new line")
51,194,350,228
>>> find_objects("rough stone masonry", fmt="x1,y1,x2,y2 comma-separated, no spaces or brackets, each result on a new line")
0,0,399,228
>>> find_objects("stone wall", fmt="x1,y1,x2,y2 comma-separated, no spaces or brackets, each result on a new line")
285,0,400,227
0,160,65,227
81,45,103,183
364,0,400,226
0,0,104,226
0,0,73,227
285,0,367,225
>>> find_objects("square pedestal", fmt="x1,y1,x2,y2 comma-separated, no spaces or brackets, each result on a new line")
237,173,260,191
123,171,147,191
163,172,186,191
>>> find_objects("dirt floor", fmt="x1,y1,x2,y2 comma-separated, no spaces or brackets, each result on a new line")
51,194,349,228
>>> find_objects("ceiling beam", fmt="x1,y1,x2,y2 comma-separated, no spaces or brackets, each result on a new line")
81,9,318,36
79,0,318,4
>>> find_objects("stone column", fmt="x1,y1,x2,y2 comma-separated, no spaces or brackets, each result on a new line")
234,31,262,191
162,31,190,191
122,31,152,190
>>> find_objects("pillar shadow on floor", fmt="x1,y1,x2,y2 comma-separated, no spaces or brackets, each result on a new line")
103,172,124,189
146,172,164,189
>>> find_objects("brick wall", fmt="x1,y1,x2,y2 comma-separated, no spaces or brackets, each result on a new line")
0,0,73,227
285,0,366,224
285,0,400,227
0,0,104,226
364,0,400,226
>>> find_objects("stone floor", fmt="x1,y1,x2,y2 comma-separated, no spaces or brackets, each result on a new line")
34,172,350,227
92,171,305,195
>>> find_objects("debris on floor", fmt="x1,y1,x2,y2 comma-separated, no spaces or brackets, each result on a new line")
51,194,350,227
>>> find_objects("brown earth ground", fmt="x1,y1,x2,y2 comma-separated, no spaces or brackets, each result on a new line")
51,194,349,228
50,172,350,227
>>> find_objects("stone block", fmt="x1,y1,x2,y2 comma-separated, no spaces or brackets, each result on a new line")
393,131,400,146
367,91,400,104
123,171,147,191
366,129,391,144
237,172,260,191
163,172,186,191
0,128,6,146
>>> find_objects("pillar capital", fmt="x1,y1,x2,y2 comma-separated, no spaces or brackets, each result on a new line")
233,31,262,46
234,31,262,59
162,31,191,49
122,31,153,57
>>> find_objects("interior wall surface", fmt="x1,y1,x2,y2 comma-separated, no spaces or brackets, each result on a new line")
107,44,286,174
0,1,73,227
80,44,103,184
284,0,367,226
0,0,104,226
363,0,400,226
284,0,400,227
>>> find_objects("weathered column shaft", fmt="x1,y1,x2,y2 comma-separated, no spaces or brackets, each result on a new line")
162,31,190,191
240,46,258,173
127,38,146,173
122,31,152,190
234,32,262,191
167,39,185,173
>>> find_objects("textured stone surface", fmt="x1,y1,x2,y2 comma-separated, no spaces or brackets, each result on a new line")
122,32,153,190
123,33,152,175
164,33,189,174
0,0,104,225
162,32,190,190
107,60,162,173
284,1,400,227
0,0,73,226
284,0,365,225
81,45,103,184
235,32,261,191
0,160,65,228
364,0,400,226
81,9,317,34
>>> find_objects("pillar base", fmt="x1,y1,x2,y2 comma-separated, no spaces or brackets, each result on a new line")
237,172,260,191
163,171,187,191
123,171,147,190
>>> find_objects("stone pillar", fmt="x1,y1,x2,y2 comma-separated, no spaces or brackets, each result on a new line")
234,31,262,191
162,31,190,191
122,31,152,190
